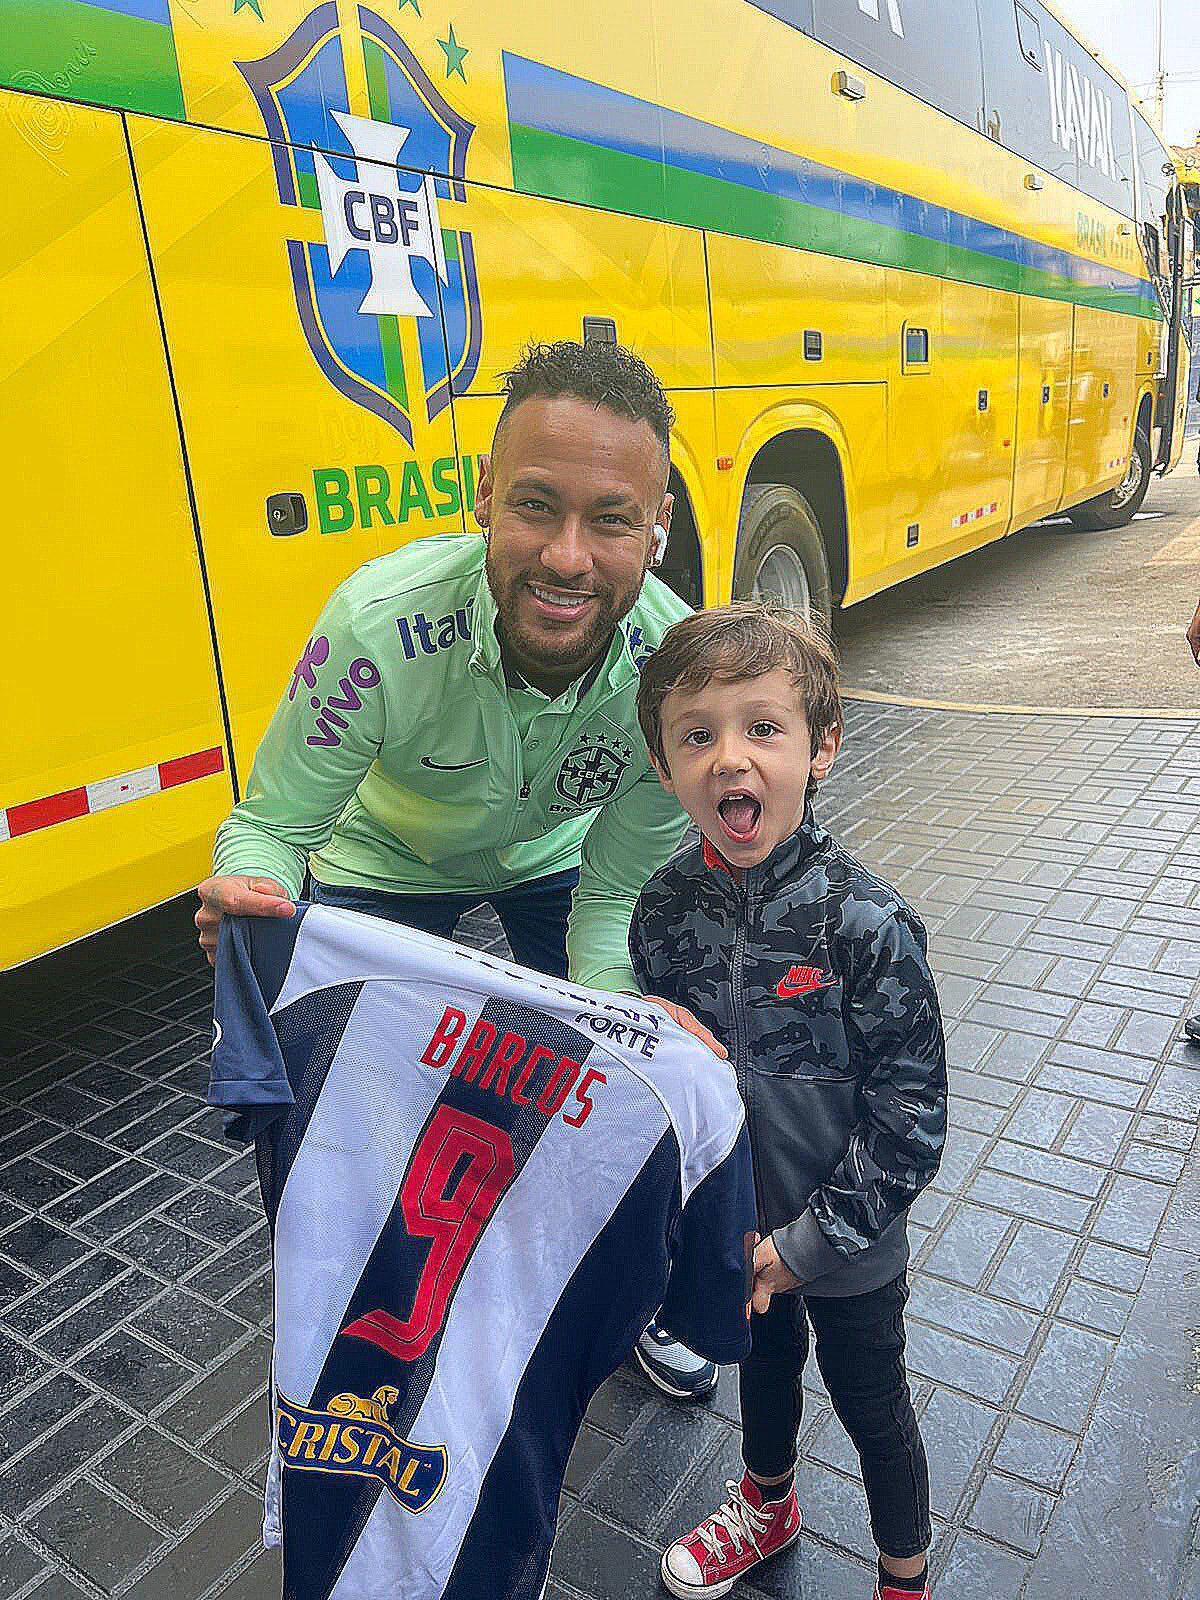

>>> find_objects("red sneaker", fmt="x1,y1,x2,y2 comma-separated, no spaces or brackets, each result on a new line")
660,1473,802,1598
874,1583,930,1600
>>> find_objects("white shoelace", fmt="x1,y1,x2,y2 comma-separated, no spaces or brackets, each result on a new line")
695,1480,774,1564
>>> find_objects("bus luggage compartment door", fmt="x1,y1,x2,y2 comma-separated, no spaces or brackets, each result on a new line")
0,93,231,969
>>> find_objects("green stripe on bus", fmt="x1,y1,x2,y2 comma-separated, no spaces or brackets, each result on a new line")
509,121,1159,321
0,0,185,120
378,314,408,408
297,169,320,209
363,37,390,124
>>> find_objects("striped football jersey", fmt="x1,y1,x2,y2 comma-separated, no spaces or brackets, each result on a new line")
211,903,754,1600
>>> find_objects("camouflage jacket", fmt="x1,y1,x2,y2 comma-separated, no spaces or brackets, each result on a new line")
629,804,946,1297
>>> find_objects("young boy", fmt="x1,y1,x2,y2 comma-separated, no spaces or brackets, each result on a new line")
629,602,946,1600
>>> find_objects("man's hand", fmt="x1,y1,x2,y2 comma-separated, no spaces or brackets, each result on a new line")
751,1235,801,1315
1186,600,1200,665
195,874,295,966
641,997,728,1059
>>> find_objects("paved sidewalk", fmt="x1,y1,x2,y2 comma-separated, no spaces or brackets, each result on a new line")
1,702,1198,1600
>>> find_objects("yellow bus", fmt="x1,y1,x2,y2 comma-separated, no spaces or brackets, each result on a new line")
2,0,1196,969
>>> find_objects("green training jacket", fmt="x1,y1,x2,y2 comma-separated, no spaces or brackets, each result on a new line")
212,534,691,994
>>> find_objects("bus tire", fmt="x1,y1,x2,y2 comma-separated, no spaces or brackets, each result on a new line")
732,483,833,629
1067,427,1152,531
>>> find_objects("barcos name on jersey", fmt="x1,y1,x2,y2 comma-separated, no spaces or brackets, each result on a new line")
420,1005,608,1129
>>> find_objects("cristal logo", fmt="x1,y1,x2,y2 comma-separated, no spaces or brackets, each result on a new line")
286,633,383,748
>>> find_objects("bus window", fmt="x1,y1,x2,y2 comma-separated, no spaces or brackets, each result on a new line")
1014,3,1042,70
978,0,1133,214
747,0,814,28
808,0,985,133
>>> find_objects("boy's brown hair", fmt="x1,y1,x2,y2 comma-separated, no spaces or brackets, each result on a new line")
637,600,842,775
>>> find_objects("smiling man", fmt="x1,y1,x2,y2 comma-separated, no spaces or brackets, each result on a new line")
196,340,724,1397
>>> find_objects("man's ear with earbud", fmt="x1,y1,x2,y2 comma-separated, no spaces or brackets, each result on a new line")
474,454,493,534
650,524,669,567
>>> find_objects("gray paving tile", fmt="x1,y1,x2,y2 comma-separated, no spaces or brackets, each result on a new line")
967,1471,1055,1556
1017,1323,1114,1433
937,1531,1031,1599
589,1405,726,1537
550,1506,664,1599
991,1415,1076,1492
77,1329,194,1411
29,1476,164,1590
1004,1088,1075,1148
1091,1175,1173,1251
920,1385,997,1520
905,1322,1019,1406
983,1141,1106,1199
908,1277,1040,1357
0,1531,48,1599
921,1203,1012,1288
988,1222,1075,1313
96,1426,228,1528
120,1489,263,1599
1057,1278,1134,1336
968,1169,1092,1232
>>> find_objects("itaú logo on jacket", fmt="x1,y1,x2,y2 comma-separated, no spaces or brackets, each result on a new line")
775,965,836,1000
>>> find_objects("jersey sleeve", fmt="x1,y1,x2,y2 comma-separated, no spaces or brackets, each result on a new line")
210,913,298,1143
658,1123,756,1364
212,586,387,899
567,773,688,994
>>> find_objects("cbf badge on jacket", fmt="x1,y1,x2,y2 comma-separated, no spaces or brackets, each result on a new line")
239,5,483,445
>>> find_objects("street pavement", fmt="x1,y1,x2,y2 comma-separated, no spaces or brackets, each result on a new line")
836,462,1200,711
2,479,1199,1598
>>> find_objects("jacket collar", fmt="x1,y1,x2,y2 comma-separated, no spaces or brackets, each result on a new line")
702,800,830,896
467,559,639,699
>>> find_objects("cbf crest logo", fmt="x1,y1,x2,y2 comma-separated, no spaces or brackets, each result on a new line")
239,4,482,444
551,730,633,814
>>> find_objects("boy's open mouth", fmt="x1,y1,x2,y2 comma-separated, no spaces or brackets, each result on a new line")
716,790,762,844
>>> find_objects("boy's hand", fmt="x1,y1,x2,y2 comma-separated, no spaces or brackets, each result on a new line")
751,1235,801,1314
642,997,728,1059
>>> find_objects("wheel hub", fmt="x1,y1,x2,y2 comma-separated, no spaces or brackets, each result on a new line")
751,544,812,619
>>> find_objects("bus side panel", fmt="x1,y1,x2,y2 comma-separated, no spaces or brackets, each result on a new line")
125,114,463,777
1011,295,1072,530
452,184,712,393
707,234,888,393
713,386,888,605
0,92,231,970
883,265,945,563
1063,307,1137,507
939,281,1017,543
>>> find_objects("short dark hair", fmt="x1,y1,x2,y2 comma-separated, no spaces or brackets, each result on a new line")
637,601,842,789
496,339,675,464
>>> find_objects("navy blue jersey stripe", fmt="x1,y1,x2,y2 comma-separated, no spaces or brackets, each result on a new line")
280,997,599,1600
441,1129,682,1600
256,981,366,1227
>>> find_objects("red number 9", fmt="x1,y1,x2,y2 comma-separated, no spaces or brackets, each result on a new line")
343,1105,515,1362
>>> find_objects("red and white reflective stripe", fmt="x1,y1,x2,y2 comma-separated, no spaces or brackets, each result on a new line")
1106,455,1126,471
951,501,999,530
0,746,224,843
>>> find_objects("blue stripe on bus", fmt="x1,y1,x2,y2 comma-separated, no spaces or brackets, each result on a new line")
73,0,173,26
502,52,1152,307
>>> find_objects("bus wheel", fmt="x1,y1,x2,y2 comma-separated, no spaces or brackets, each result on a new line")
1068,428,1152,531
733,484,832,628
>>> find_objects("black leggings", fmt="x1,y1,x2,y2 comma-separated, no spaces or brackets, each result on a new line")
739,1273,931,1560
